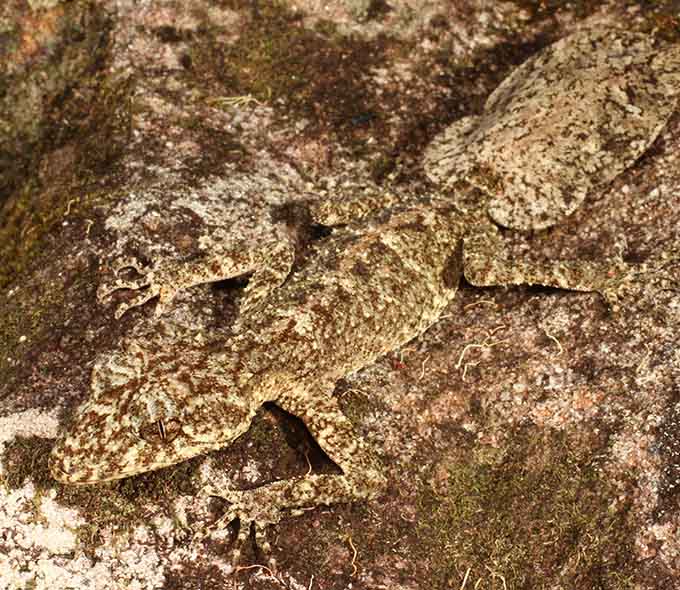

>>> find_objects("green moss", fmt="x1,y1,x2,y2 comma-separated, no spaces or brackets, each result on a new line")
507,0,607,21
0,268,96,398
417,427,637,589
2,436,54,491
369,153,397,184
57,458,202,554
0,14,130,291
188,1,407,150
45,74,133,179
638,4,680,42
508,0,680,41
0,0,112,201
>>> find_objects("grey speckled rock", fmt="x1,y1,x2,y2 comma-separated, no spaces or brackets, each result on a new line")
424,28,680,230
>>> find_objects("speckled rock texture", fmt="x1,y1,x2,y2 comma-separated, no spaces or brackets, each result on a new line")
1,1,679,589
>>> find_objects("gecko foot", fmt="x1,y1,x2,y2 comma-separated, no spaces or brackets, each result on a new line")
595,264,636,311
200,485,308,567
97,256,181,318
597,257,679,311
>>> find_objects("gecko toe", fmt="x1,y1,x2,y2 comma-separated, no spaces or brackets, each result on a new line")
98,276,151,302
97,256,154,309
113,288,159,318
201,486,280,563
112,256,149,276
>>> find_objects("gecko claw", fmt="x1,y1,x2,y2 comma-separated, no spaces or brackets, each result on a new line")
597,257,679,311
201,486,280,566
98,256,182,318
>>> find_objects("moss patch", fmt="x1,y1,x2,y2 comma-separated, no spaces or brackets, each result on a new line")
507,0,680,42
507,0,606,21
2,436,54,491
0,0,112,201
0,433,203,554
59,459,202,554
0,25,130,290
188,1,408,150
417,427,637,589
654,392,680,520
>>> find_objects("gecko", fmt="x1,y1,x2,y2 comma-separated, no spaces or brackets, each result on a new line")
49,27,679,559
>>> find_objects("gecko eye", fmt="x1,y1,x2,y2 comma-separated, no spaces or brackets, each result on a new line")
136,418,182,445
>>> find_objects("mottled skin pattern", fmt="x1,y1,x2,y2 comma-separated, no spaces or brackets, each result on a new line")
49,27,679,559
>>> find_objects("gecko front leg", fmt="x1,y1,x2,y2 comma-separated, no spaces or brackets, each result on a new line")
203,381,386,563
98,239,294,318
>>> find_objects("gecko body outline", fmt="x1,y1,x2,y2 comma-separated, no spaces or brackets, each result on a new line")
49,27,680,560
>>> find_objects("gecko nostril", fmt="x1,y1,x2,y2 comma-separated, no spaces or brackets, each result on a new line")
135,418,182,445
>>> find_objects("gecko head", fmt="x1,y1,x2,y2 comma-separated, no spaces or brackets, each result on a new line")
49,348,253,485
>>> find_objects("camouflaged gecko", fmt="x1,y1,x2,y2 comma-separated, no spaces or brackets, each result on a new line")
49,28,680,558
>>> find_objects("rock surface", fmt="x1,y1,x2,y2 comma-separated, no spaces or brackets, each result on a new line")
1,1,679,588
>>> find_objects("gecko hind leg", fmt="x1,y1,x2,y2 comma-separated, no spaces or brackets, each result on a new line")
200,384,385,562
462,229,646,310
